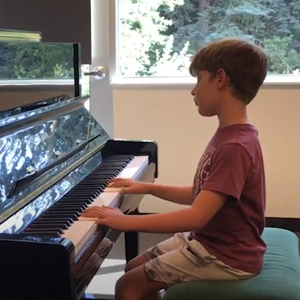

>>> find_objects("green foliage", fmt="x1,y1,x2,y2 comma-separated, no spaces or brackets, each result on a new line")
1,0,300,79
264,36,300,74
118,0,300,76
0,42,73,80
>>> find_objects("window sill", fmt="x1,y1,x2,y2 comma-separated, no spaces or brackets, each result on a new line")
110,75,300,90
0,75,299,90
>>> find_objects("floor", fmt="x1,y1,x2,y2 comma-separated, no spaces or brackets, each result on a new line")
84,233,172,299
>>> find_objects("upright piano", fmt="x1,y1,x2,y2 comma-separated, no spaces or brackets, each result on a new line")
0,95,158,300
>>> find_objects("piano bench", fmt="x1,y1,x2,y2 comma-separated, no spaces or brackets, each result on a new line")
162,227,300,300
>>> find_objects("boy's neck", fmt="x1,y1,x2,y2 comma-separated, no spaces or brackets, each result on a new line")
217,99,249,128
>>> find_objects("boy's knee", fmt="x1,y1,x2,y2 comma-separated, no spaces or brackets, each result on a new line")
124,261,135,273
115,276,134,300
125,254,149,272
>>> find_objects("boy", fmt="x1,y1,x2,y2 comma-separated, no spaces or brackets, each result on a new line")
82,38,268,300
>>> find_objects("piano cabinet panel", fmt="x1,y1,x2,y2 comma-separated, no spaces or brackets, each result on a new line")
74,237,114,300
0,235,76,300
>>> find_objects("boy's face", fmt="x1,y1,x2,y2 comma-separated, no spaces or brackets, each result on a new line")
191,70,225,117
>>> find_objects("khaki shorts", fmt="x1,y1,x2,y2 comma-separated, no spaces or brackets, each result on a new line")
143,232,255,287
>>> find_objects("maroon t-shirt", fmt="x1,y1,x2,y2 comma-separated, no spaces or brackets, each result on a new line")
191,123,266,274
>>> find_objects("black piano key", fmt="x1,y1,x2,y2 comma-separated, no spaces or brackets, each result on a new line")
53,203,88,207
41,214,79,222
96,173,118,176
28,223,69,230
97,164,122,167
36,217,75,224
53,205,88,211
76,178,109,182
62,194,100,201
44,211,80,218
26,154,134,234
98,163,121,168
60,198,93,204
23,230,62,236
99,168,122,172
67,189,103,195
47,205,85,210
88,175,107,179
34,220,72,227
107,155,133,160
89,177,113,181
73,183,105,187
46,207,84,214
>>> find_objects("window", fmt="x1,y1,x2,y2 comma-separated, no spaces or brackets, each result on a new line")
0,35,89,94
0,41,74,81
117,0,300,79
0,29,89,94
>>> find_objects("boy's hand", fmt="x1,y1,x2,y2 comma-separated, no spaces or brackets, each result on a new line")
81,206,128,230
108,178,151,195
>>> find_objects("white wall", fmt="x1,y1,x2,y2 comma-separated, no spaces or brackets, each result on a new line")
113,86,300,218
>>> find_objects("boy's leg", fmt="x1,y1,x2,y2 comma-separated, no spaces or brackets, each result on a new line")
125,253,148,272
116,244,192,300
125,233,188,272
124,255,163,300
116,233,188,300
116,265,167,300
115,232,253,300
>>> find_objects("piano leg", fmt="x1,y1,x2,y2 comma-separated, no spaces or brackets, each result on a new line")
124,209,142,263
124,231,139,263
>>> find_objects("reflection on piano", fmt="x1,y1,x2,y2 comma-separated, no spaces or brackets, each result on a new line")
0,96,158,300
0,94,71,119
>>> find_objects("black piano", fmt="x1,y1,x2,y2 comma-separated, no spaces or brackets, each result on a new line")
0,95,158,300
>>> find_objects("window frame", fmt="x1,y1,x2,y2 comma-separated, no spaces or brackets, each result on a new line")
0,0,299,89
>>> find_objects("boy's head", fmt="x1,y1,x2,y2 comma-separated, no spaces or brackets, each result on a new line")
190,38,267,117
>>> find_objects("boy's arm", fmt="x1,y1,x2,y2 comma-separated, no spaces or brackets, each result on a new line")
124,189,227,232
122,143,251,233
148,184,194,205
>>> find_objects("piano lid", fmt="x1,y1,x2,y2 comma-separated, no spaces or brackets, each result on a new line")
0,95,110,223
0,94,71,119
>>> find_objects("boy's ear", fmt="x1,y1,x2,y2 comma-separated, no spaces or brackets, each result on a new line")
216,68,229,88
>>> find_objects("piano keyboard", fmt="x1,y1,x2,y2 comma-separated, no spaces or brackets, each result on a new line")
22,155,151,256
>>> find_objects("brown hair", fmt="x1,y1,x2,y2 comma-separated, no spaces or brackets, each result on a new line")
189,38,268,104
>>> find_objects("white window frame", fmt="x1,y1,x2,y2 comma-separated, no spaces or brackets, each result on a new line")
0,0,299,89
109,1,300,89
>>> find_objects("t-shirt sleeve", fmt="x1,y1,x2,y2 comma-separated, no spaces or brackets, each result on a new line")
202,143,251,200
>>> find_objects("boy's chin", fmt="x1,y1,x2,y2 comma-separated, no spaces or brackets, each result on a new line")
197,106,216,117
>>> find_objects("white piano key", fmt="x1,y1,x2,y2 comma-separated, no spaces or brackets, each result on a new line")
78,217,99,222
63,155,150,254
81,155,149,210
104,187,123,193
61,221,97,256
104,155,149,191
